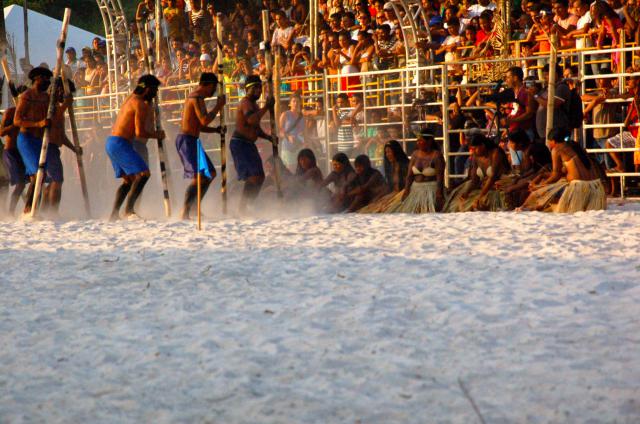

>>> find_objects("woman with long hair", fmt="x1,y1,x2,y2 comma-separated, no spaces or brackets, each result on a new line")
358,140,409,213
279,94,306,168
346,154,388,211
387,131,445,213
444,134,511,212
295,148,324,188
523,128,606,212
321,152,357,212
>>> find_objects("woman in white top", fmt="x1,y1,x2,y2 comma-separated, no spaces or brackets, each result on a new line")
279,95,306,168
337,32,360,94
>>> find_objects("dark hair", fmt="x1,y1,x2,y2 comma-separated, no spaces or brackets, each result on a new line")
547,127,591,169
508,129,529,146
332,152,355,174
296,148,318,175
508,66,524,82
337,93,349,102
245,75,262,87
447,17,460,27
469,133,495,149
28,66,53,81
383,140,409,189
552,0,569,7
134,74,161,94
354,154,371,169
199,72,218,86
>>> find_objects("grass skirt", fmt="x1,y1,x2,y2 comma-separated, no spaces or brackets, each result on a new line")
443,180,508,212
520,179,568,212
555,179,607,213
358,191,404,213
386,181,439,213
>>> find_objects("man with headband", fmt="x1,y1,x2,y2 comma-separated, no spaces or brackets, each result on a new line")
175,72,226,220
229,75,275,212
14,67,54,215
105,74,165,220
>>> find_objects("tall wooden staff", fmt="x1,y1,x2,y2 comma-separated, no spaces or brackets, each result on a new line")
261,10,283,198
143,20,172,217
545,32,558,146
30,8,71,218
215,13,228,214
1,57,17,106
61,76,91,216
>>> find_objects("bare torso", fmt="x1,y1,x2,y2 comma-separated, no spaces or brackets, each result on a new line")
15,88,49,138
112,94,152,141
555,144,596,181
181,94,207,137
0,108,19,150
233,97,261,142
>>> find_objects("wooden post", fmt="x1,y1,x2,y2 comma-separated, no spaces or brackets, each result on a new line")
23,0,29,66
545,32,558,147
30,8,71,218
61,76,91,216
261,10,283,198
216,13,228,214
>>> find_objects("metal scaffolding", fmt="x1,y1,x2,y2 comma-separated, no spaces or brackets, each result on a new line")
95,0,131,112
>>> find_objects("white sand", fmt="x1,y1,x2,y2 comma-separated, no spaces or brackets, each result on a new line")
1,207,640,423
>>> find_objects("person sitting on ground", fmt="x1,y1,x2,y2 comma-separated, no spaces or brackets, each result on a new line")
388,131,445,213
321,152,357,213
496,129,552,208
444,133,511,212
524,127,607,213
358,139,409,213
295,148,324,190
346,154,388,212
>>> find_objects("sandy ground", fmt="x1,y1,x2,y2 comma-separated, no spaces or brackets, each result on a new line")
1,207,640,423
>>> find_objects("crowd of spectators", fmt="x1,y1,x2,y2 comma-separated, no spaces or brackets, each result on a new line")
58,0,640,189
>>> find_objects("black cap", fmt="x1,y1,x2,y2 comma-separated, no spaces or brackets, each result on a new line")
27,66,53,81
245,75,262,89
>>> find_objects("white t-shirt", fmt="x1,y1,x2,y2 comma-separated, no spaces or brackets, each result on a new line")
442,35,461,68
576,11,592,49
272,26,294,49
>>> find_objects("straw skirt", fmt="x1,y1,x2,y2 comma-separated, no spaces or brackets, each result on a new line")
386,181,439,213
520,179,569,212
443,180,508,212
555,179,607,213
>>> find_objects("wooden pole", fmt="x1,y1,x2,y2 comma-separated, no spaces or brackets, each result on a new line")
545,33,558,147
1,57,16,106
143,21,172,218
61,76,91,216
30,8,71,218
216,13,228,214
23,0,29,66
261,9,283,198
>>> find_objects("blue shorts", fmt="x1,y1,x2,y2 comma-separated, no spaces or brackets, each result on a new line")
16,132,63,182
105,136,149,178
132,139,149,165
175,134,215,179
2,148,27,185
230,136,264,181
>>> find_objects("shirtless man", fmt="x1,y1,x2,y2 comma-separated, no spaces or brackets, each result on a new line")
0,86,28,215
229,75,275,211
44,80,82,214
13,67,53,214
105,74,165,220
175,72,226,219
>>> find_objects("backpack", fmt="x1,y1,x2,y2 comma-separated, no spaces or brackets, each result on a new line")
565,87,584,130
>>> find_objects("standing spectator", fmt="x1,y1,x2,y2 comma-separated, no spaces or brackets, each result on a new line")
552,0,579,49
331,93,355,153
592,1,623,71
190,0,211,45
164,0,188,41
279,94,306,168
65,48,80,77
373,24,396,70
272,11,295,51
583,70,618,169
504,66,536,141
